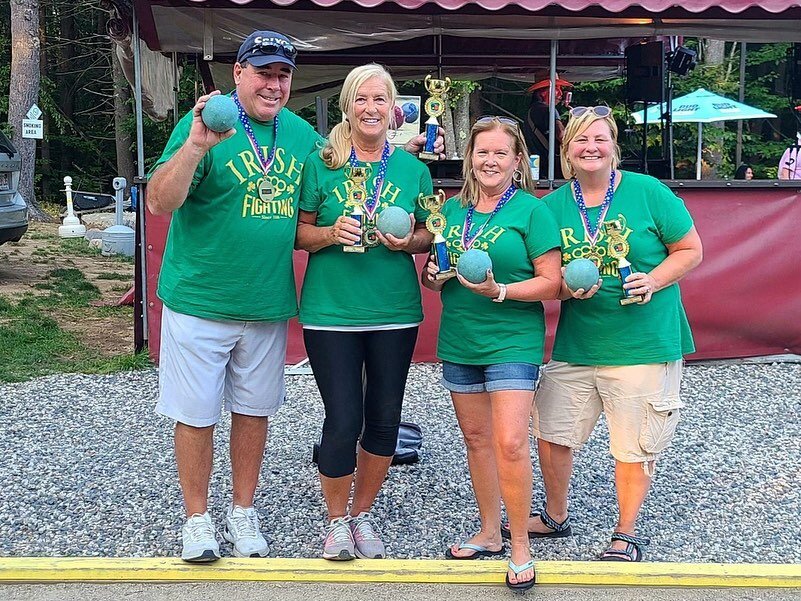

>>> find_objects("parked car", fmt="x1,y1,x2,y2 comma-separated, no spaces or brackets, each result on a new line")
0,130,28,246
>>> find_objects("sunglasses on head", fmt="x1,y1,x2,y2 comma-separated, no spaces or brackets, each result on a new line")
251,39,298,61
476,115,520,130
569,106,612,119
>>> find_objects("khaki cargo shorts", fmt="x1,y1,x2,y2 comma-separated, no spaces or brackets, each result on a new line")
531,360,684,463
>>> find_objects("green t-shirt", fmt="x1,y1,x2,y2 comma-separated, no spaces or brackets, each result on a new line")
437,190,560,365
297,149,433,326
151,104,323,321
542,170,695,365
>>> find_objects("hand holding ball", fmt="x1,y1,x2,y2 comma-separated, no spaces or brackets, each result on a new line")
457,249,493,284
376,206,412,239
201,95,238,133
564,258,600,292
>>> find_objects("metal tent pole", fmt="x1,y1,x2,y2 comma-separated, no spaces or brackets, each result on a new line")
133,7,148,348
548,39,558,185
172,52,179,127
736,42,747,166
696,122,703,180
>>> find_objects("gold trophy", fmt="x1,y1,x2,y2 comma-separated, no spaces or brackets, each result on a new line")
343,164,371,253
419,189,455,280
419,75,451,161
604,219,643,305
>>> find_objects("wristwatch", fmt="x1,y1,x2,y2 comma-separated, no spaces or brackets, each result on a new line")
492,283,507,303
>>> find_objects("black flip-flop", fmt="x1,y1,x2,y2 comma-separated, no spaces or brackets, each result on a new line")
445,542,505,560
505,559,536,591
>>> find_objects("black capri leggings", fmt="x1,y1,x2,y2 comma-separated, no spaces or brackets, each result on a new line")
303,327,419,478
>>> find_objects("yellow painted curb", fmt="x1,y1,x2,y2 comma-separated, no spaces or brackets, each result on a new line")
0,558,800,587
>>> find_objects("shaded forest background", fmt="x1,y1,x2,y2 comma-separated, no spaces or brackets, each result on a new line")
2,1,800,218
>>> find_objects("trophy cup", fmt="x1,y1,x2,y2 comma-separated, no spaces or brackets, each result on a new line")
604,219,644,305
418,75,451,161
418,190,455,280
343,165,371,253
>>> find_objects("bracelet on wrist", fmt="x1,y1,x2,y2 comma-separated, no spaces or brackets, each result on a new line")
492,282,507,303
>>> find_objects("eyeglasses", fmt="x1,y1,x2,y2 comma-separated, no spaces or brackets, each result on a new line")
251,39,298,61
569,106,612,119
476,116,520,130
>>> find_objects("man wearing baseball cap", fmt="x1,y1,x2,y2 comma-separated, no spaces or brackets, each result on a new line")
148,30,443,563
522,72,573,180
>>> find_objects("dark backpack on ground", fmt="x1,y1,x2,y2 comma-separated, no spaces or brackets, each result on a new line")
312,421,423,466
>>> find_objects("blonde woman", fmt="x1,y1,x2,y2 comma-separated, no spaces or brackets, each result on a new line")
295,63,434,561
423,116,561,590
531,106,702,561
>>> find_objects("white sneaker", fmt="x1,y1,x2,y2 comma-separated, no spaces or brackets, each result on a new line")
223,504,270,558
181,512,221,563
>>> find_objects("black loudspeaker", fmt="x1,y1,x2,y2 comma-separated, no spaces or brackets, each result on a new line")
626,42,665,104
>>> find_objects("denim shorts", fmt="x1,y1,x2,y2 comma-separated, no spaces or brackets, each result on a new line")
441,361,540,393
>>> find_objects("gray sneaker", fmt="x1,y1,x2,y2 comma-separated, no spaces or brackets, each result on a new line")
181,512,221,563
350,512,385,559
322,516,355,561
223,504,269,558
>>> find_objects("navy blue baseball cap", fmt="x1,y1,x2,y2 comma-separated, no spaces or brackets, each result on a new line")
236,31,298,69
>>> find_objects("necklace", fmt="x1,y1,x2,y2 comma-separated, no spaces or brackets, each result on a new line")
232,91,278,202
348,141,390,221
461,184,517,251
572,171,616,265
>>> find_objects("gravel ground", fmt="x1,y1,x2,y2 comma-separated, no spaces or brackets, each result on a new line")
0,362,799,562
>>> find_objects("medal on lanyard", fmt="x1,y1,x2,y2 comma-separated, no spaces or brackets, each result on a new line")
572,170,615,267
461,184,517,251
232,92,278,203
348,142,390,248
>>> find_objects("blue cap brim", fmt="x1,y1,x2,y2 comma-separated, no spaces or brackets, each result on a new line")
245,55,296,70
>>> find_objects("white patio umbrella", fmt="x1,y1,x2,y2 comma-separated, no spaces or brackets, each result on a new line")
630,88,777,179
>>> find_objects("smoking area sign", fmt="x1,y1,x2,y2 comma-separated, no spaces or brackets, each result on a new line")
22,119,43,139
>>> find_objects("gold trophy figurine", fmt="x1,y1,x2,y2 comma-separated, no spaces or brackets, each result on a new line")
342,165,372,253
604,219,644,305
419,190,455,280
419,75,451,161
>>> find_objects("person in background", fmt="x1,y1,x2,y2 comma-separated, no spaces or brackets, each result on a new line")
522,73,572,180
423,116,561,590
295,63,434,562
734,164,753,180
778,133,801,180
532,105,703,562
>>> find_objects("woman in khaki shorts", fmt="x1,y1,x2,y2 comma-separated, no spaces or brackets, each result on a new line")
526,106,703,561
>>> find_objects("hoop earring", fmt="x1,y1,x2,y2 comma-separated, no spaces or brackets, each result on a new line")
513,169,523,183
343,120,352,140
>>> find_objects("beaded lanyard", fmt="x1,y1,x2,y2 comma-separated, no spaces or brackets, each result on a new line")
348,141,390,220
461,184,517,251
572,170,616,254
232,92,278,181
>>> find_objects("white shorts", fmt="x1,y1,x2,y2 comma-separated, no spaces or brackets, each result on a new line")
156,306,288,427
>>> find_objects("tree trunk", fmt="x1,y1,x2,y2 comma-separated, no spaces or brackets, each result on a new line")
704,39,726,66
59,8,75,175
9,0,47,221
442,99,458,161
38,0,51,203
454,91,471,158
702,39,726,178
111,39,135,188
